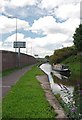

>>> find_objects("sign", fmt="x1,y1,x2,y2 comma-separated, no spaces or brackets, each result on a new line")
13,41,26,48
34,54,38,57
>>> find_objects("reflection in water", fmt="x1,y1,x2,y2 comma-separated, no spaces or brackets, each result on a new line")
40,63,82,119
40,63,74,103
52,70,70,80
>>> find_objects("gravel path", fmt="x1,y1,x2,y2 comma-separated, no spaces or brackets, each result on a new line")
36,75,68,119
2,65,34,98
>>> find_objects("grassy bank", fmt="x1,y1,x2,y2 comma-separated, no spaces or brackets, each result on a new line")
2,65,57,119
61,54,81,76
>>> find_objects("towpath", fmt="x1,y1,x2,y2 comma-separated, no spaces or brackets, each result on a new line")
2,65,34,98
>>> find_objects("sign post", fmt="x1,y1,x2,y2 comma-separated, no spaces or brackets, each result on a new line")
13,41,26,67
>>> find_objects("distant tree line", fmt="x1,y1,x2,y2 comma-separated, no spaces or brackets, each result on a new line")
49,46,77,64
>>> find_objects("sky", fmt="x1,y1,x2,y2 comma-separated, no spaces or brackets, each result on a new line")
0,0,82,58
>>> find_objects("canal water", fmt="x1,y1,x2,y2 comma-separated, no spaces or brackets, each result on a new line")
40,63,82,119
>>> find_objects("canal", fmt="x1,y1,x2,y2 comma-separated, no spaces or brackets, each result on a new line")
40,63,82,119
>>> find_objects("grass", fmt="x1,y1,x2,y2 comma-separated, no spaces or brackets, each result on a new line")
61,54,81,76
2,65,57,119
0,99,2,120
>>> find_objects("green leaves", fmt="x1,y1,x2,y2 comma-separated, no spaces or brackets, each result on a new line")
49,46,77,64
73,24,82,52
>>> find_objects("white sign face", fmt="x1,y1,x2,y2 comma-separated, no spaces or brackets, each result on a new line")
13,41,26,48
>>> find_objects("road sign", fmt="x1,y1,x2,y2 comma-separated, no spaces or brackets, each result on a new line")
13,41,26,48
34,54,38,57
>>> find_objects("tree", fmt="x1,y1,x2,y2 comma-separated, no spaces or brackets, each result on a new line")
45,55,49,59
49,46,77,64
73,24,82,52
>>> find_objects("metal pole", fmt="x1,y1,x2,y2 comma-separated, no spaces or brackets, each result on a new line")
18,47,20,67
15,17,18,67
15,17,17,53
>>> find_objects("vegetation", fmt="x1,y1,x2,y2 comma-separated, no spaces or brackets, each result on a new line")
73,24,82,52
55,94,69,117
45,55,49,59
61,54,81,76
55,93,81,119
2,65,57,119
49,46,77,64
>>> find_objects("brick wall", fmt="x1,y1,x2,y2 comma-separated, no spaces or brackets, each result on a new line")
0,50,37,71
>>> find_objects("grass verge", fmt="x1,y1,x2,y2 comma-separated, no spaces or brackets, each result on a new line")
61,54,81,77
2,65,57,119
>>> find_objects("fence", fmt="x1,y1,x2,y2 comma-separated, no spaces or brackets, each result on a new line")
0,50,37,71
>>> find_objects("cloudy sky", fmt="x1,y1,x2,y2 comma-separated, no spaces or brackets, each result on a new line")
0,0,82,57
